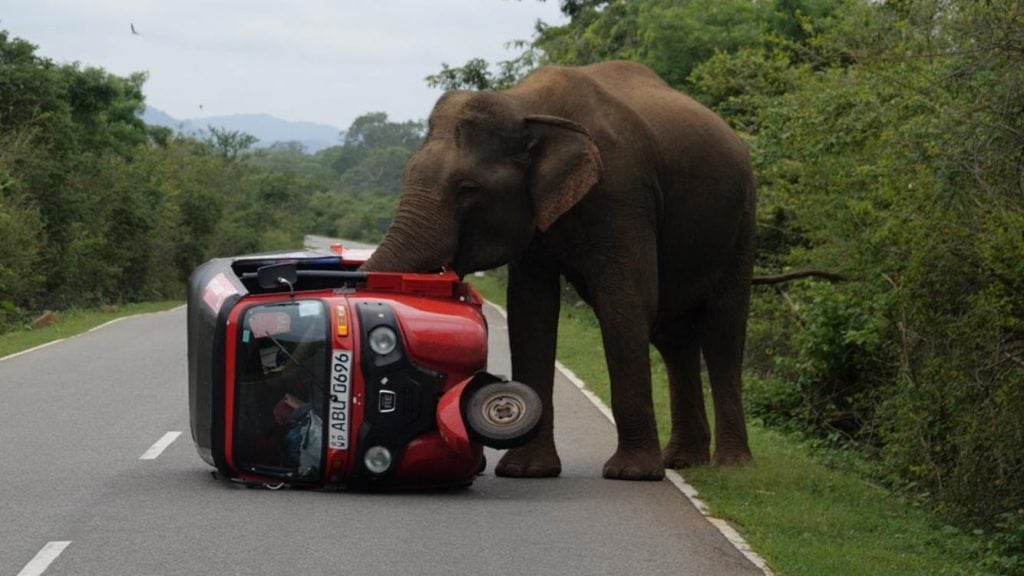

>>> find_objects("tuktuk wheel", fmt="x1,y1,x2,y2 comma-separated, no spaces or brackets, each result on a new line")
464,380,542,449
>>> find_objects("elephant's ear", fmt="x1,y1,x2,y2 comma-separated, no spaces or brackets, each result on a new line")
524,115,603,232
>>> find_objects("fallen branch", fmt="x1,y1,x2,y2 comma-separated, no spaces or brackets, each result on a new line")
753,269,845,285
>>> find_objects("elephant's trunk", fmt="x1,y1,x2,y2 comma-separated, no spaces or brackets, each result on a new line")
362,191,457,273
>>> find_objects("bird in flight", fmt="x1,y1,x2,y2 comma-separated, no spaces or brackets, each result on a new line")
131,23,140,35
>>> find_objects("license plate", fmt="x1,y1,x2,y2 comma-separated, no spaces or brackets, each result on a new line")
329,349,352,450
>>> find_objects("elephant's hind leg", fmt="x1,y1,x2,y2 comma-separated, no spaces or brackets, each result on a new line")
702,278,754,466
653,325,711,468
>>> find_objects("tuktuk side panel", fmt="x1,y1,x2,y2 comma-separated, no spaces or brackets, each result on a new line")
187,259,247,468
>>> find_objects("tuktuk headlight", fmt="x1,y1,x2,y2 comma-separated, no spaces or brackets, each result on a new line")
364,445,393,474
368,326,398,356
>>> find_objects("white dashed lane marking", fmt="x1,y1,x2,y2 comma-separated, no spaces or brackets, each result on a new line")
140,431,182,460
18,541,71,576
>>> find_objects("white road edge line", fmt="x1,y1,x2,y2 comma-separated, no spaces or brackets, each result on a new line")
485,301,774,576
0,305,186,363
140,431,182,460
18,541,71,576
0,339,67,363
86,317,129,332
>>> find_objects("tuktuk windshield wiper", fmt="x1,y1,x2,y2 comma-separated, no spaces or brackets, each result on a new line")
264,332,327,396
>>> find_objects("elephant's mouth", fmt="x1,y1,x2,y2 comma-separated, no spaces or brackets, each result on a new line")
450,233,472,279
451,229,514,280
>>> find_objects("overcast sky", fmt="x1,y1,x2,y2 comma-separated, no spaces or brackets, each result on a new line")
3,0,567,129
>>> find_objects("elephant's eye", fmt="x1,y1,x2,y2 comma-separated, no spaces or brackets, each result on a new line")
457,180,481,195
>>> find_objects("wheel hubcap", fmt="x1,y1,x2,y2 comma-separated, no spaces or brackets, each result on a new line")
482,393,525,427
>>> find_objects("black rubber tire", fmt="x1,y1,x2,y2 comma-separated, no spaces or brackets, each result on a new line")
464,380,542,449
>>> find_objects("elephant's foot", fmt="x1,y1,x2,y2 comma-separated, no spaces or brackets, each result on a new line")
602,447,665,481
495,444,562,478
712,448,753,467
662,442,710,469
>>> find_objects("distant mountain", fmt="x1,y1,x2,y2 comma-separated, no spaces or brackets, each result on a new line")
142,106,179,128
141,106,343,153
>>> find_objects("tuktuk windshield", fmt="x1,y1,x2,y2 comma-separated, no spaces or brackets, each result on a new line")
234,299,328,482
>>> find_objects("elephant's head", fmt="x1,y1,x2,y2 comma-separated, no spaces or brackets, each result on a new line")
362,90,602,276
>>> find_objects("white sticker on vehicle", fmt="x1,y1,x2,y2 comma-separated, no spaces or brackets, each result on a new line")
201,273,237,314
329,349,352,450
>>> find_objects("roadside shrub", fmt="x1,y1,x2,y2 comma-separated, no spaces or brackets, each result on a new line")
746,283,893,444
0,300,29,333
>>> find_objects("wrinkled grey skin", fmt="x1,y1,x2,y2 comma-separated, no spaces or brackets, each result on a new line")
363,61,755,480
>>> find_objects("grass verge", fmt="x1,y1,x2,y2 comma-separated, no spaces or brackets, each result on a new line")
470,272,990,576
0,301,182,359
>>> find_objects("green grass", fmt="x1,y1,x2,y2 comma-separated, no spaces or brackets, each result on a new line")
470,272,990,575
0,301,182,359
682,430,988,575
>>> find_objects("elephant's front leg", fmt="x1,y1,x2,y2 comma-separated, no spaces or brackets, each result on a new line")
495,260,563,478
593,277,664,481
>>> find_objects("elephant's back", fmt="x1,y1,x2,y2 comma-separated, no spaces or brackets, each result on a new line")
582,61,750,171
571,62,756,310
511,62,755,306
513,61,751,179
529,63,754,220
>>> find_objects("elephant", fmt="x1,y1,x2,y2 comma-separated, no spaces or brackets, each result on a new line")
363,60,755,480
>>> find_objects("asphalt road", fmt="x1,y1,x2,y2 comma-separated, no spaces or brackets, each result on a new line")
1,305,763,576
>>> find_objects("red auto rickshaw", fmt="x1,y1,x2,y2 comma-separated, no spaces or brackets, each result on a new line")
187,246,540,489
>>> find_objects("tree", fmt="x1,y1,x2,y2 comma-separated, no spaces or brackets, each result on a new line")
343,112,424,150
339,147,411,195
425,41,543,91
206,126,258,161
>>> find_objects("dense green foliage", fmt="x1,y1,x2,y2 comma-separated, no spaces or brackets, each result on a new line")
445,0,1024,567
0,29,420,332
